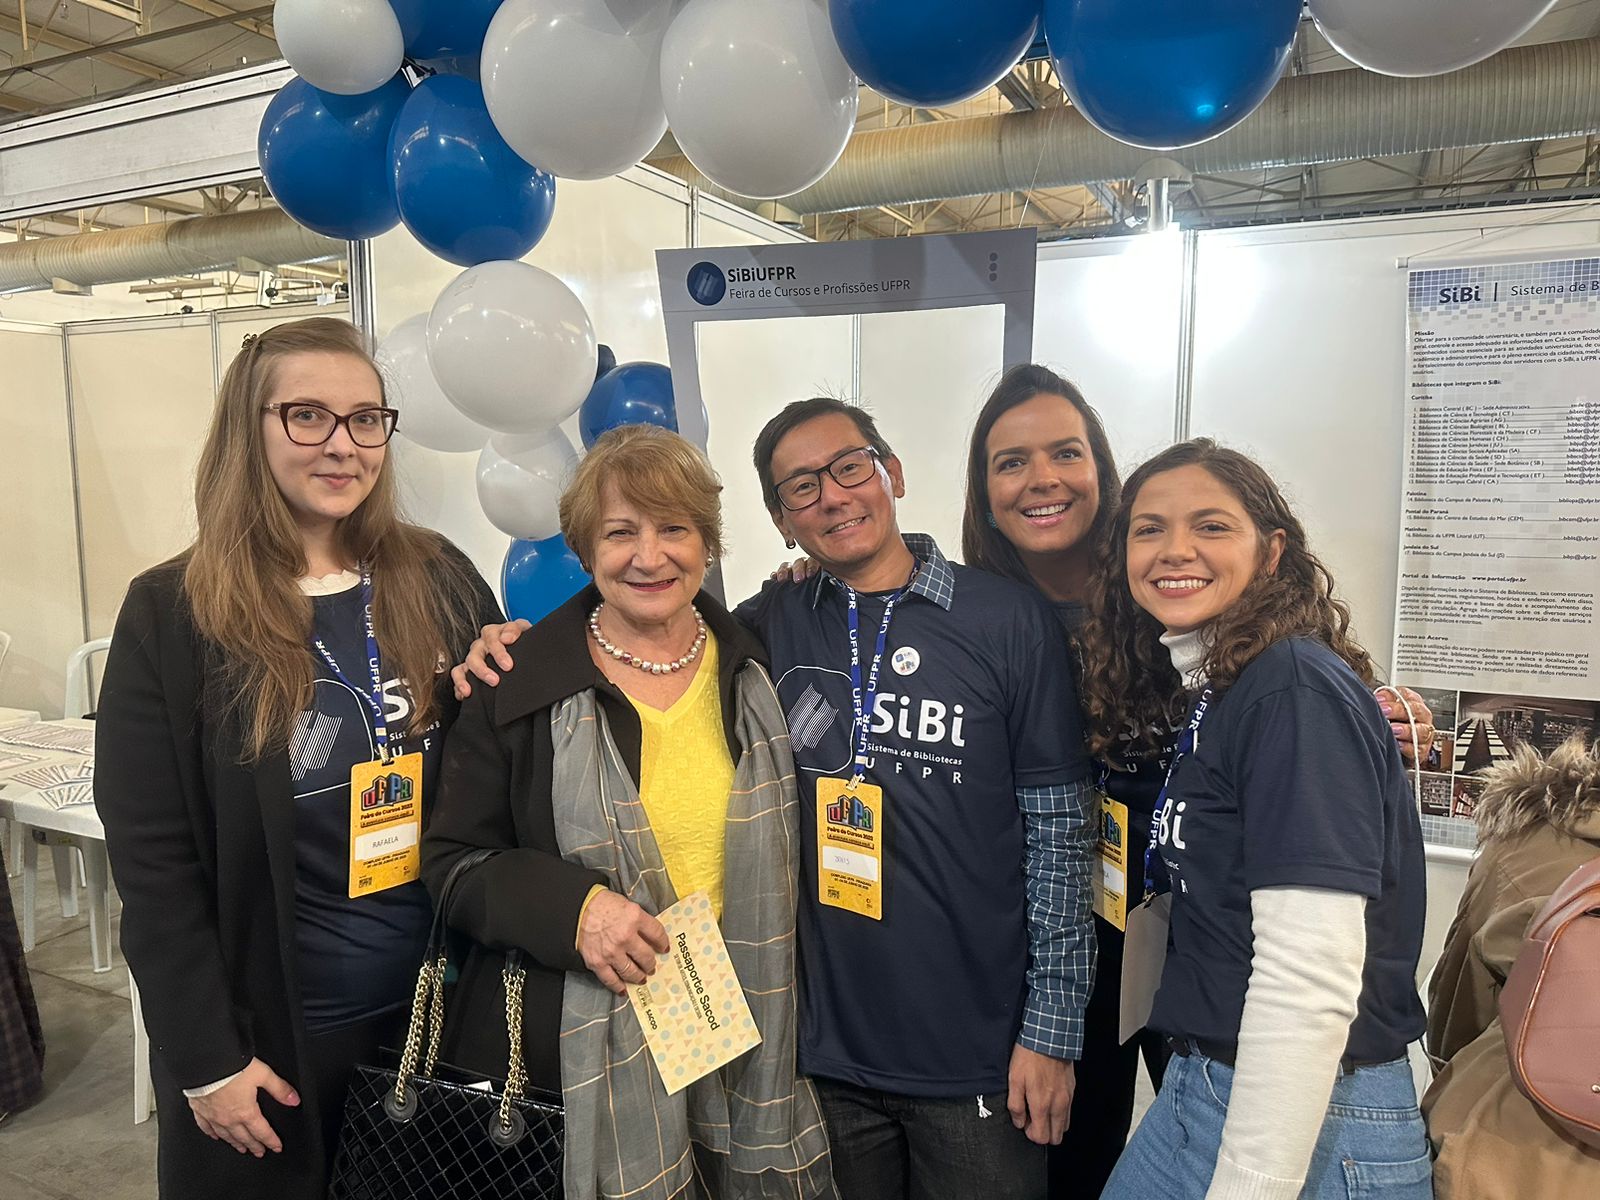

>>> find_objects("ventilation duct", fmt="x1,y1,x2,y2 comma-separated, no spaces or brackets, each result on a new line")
651,36,1600,215
0,208,343,295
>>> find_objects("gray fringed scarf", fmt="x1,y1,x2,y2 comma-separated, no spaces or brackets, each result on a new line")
550,662,835,1200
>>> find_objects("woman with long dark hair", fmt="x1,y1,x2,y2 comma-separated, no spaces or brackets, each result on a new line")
958,366,1434,1198
1080,439,1430,1199
94,318,501,1198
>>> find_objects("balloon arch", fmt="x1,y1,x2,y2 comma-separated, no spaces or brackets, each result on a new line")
261,0,1559,620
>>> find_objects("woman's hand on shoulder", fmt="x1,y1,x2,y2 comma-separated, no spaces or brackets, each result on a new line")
188,1057,299,1157
769,556,821,584
1377,685,1435,764
578,890,671,995
451,619,534,700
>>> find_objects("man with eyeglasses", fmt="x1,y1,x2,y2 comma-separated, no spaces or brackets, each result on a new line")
735,398,1094,1200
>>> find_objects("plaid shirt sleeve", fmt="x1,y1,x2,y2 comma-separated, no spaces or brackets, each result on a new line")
1016,779,1097,1061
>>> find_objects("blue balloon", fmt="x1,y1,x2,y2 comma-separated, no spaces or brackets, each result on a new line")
502,534,591,625
1044,0,1300,150
390,75,557,268
579,363,679,450
258,76,409,240
390,0,504,62
594,343,618,382
831,0,1042,108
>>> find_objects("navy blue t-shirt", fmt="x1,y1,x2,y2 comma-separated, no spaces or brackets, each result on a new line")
1147,637,1427,1062
736,545,1089,1095
292,583,440,1033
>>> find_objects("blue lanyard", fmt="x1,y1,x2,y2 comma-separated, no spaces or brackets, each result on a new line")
310,569,392,764
843,567,916,785
1143,686,1213,898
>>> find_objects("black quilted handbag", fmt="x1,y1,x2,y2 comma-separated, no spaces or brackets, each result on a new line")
328,852,564,1199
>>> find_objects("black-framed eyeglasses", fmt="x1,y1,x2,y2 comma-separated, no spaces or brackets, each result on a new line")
774,446,882,511
264,401,399,448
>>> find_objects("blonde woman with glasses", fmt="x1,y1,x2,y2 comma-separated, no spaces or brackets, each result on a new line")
94,318,502,1200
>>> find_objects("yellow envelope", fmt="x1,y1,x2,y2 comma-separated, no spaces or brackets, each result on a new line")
628,892,763,1095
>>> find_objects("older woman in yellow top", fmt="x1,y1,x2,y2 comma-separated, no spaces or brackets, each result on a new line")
423,425,833,1200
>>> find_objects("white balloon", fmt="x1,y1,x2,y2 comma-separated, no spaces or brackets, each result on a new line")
273,0,405,96
476,428,580,540
1310,0,1558,77
661,0,858,200
482,0,677,180
375,315,493,454
427,261,598,436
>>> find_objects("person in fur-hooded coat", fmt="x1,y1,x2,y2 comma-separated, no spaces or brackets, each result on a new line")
1423,734,1600,1198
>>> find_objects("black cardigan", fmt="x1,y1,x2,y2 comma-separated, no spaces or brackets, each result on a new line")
94,546,501,1198
421,585,769,1092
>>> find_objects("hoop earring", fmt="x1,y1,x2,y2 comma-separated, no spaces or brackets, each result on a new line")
785,538,796,550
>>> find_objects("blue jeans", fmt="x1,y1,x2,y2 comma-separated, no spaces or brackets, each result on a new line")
1102,1051,1433,1200
815,1077,1046,1200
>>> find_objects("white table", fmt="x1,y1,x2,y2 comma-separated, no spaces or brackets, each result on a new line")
0,718,107,971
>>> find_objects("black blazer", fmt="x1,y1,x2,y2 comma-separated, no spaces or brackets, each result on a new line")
422,585,769,1092
94,545,500,1199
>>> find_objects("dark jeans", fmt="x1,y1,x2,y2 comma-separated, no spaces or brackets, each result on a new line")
815,1077,1046,1200
1047,913,1170,1200
308,1006,409,1172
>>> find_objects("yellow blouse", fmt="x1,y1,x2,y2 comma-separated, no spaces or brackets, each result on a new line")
626,633,735,917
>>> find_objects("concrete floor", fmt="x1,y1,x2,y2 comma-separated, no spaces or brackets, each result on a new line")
3,848,156,1200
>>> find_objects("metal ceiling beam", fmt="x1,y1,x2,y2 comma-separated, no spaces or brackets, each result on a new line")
70,0,144,24
0,6,275,89
0,13,169,80
163,0,273,41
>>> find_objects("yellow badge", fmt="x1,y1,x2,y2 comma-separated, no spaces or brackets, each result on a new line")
1092,791,1130,932
816,777,884,920
348,752,423,899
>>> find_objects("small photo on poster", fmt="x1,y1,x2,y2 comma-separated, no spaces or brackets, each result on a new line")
1406,687,1457,773
1455,692,1600,774
1452,775,1486,821
1418,772,1453,818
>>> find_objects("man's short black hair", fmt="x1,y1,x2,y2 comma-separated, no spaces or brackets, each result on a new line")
751,397,895,513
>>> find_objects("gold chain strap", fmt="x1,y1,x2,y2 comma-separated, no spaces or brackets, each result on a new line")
497,958,529,1132
424,953,448,1076
392,957,439,1107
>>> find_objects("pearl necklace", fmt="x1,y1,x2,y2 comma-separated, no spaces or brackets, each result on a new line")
588,604,707,674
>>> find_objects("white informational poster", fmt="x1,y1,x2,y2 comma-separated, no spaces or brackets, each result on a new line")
1397,255,1600,843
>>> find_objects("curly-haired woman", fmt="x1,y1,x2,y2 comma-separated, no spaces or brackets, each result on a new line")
1080,439,1430,1200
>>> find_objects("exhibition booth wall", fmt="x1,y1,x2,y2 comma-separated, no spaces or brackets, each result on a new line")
8,67,1599,975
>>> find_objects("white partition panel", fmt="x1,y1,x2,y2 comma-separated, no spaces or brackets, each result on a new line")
68,315,217,637
692,205,853,604
856,304,1006,559
1035,235,1185,476
371,170,693,593
1189,206,1600,675
0,322,83,715
701,315,858,604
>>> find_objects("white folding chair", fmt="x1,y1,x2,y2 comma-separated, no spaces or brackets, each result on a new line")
65,636,112,719
46,637,112,909
13,786,113,972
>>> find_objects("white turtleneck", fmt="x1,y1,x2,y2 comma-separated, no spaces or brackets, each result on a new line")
1158,628,1370,1200
1159,627,1208,691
